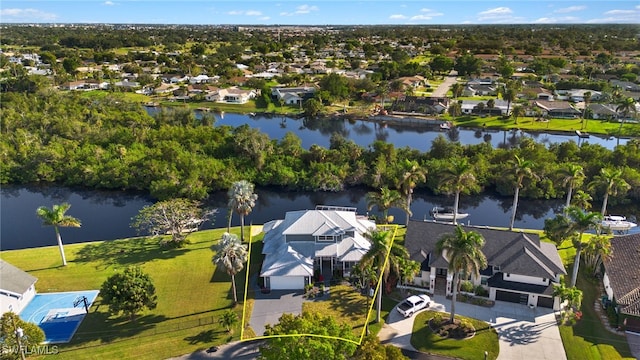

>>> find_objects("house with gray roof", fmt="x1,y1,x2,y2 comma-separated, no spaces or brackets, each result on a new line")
404,221,567,310
0,260,37,314
260,206,376,290
602,233,640,333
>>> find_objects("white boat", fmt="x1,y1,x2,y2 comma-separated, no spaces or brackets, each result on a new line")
440,121,452,130
601,215,637,232
575,130,590,138
430,207,469,221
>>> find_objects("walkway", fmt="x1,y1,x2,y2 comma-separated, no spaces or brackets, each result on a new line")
380,294,566,360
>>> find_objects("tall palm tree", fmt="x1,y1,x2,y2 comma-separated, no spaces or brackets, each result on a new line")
212,233,248,304
511,105,525,125
436,226,487,323
227,180,258,242
588,167,630,216
36,203,81,266
438,158,478,225
559,163,585,208
571,189,593,211
366,187,406,224
581,91,591,129
564,206,603,287
398,257,421,294
359,229,408,323
616,97,637,135
583,234,611,277
450,82,463,99
396,160,427,225
509,155,538,230
500,80,521,116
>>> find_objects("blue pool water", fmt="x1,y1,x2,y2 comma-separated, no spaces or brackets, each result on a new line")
18,290,99,343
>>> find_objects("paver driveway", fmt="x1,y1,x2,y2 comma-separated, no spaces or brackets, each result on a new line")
380,294,566,360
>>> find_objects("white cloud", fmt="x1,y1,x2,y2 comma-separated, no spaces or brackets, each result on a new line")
587,7,640,22
476,7,523,23
554,6,586,14
295,5,319,14
534,16,580,24
260,16,270,21
479,7,512,17
604,9,635,15
227,10,263,16
0,8,57,21
389,14,407,20
103,1,115,6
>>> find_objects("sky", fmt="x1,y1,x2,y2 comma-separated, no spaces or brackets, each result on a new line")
0,1,639,25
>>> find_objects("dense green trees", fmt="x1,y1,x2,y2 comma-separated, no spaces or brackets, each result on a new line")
0,312,46,359
100,266,158,321
1,92,639,210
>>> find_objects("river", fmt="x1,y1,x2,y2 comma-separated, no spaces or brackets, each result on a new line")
146,108,633,151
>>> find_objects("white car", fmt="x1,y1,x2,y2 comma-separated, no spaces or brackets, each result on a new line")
396,294,431,317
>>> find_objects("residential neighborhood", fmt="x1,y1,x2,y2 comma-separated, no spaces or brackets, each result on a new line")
1,16,640,360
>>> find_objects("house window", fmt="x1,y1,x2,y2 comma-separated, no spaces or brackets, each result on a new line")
481,277,488,285
317,235,334,242
493,265,501,272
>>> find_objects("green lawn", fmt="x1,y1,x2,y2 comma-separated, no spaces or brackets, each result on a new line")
555,238,635,360
0,228,256,360
411,310,499,360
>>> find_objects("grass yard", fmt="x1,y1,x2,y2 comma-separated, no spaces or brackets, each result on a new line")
554,238,635,360
411,310,499,360
0,228,257,360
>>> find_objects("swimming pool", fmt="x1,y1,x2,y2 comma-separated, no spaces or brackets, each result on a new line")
18,290,99,343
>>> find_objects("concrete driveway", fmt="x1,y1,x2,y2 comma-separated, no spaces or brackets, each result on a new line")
249,290,304,336
430,70,459,98
380,294,566,360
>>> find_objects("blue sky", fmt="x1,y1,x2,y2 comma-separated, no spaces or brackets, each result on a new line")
1,1,638,25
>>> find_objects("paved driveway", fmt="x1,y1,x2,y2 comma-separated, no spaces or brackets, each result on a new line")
249,290,304,336
430,70,459,98
380,294,566,360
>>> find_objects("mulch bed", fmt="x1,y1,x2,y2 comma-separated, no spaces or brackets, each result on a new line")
428,317,476,340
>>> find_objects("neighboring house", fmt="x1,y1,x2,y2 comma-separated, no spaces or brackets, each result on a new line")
602,233,640,333
610,79,640,93
555,89,602,103
205,87,256,104
588,104,619,120
260,206,376,290
462,84,498,97
391,96,448,115
529,100,581,118
460,99,510,116
404,221,566,310
0,260,37,314
397,76,429,89
271,86,316,105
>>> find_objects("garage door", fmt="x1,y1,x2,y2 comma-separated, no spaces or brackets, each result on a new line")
537,296,554,308
495,290,526,304
269,276,305,290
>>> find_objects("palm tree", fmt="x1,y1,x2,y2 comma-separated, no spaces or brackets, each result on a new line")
511,105,525,125
559,163,585,208
581,91,591,130
553,283,583,320
398,257,421,294
359,229,408,323
564,206,603,287
571,190,593,211
396,160,427,225
509,155,538,230
500,80,520,116
438,158,477,225
616,97,637,136
588,167,630,216
227,180,258,242
36,203,81,266
583,234,611,277
436,226,487,323
450,82,463,99
212,233,248,304
366,187,406,224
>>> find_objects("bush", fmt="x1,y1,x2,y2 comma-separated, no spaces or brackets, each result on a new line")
431,313,445,327
606,304,619,327
460,280,474,293
474,285,489,297
459,319,475,333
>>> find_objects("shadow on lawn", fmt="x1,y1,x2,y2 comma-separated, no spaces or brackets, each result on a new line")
184,329,228,345
74,237,188,269
70,310,168,344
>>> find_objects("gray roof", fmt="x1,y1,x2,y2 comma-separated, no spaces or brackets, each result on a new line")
0,260,37,295
603,233,640,316
404,221,566,279
260,209,375,278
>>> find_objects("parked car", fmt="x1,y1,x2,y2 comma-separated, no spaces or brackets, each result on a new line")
396,294,431,317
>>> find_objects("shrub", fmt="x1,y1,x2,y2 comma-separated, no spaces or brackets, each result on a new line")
431,313,445,327
460,280,474,293
606,304,619,327
460,319,475,333
474,285,489,297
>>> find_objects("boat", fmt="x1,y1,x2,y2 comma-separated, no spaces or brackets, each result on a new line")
440,121,452,130
575,130,590,138
430,207,469,221
601,215,637,232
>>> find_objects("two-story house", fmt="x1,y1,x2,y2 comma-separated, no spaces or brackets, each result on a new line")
260,206,376,290
404,221,566,310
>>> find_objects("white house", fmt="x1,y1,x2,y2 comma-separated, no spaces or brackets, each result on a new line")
404,221,567,310
0,260,37,314
260,206,376,290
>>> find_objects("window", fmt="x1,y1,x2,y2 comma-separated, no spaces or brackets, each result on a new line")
481,277,488,285
493,265,501,272
317,235,334,242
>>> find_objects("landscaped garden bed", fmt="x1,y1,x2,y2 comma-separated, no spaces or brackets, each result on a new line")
429,312,476,339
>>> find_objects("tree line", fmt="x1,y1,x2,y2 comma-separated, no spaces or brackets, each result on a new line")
1,91,639,206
